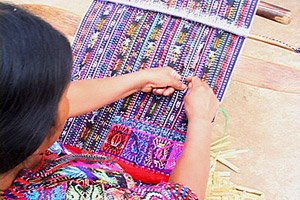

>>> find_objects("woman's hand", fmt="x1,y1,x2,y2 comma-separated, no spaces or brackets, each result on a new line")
184,77,219,122
138,67,187,96
170,77,219,199
68,67,187,117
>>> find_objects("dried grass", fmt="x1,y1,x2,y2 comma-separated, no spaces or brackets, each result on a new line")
206,136,266,200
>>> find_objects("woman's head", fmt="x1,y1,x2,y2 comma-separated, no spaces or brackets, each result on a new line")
0,3,72,174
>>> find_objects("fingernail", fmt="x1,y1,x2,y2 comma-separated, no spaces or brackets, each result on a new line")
182,84,187,89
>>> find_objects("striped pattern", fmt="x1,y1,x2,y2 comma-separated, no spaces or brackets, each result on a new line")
60,0,258,177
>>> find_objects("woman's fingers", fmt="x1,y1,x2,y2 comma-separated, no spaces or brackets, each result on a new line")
153,87,175,96
169,70,186,90
184,76,220,121
153,88,164,96
173,81,187,90
191,76,201,85
186,76,193,83
171,69,182,80
163,87,175,96
187,76,202,85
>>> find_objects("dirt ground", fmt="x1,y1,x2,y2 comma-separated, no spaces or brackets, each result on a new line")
6,0,300,199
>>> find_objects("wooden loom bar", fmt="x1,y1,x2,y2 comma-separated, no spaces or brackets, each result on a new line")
256,1,292,25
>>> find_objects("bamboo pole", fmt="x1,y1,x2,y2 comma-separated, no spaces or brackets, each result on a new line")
257,1,292,25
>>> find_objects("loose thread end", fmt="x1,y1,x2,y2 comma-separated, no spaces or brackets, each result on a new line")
218,108,229,134
295,47,300,53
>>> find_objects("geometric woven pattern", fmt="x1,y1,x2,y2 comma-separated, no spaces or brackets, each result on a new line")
60,0,259,179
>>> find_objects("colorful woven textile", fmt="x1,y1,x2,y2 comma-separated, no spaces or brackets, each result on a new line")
0,142,197,199
60,0,259,183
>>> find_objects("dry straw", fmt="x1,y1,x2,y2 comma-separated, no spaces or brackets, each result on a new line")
206,136,266,200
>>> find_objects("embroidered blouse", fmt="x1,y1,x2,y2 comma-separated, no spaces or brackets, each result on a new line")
0,142,198,199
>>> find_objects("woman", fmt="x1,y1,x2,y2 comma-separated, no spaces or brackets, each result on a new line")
0,3,219,200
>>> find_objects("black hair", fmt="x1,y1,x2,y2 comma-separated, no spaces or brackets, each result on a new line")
0,3,72,174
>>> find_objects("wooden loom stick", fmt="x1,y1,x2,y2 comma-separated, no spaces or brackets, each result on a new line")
249,34,300,53
256,1,292,25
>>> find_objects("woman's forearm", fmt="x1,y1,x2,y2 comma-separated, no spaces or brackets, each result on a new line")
67,67,186,118
67,72,145,118
169,118,212,199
